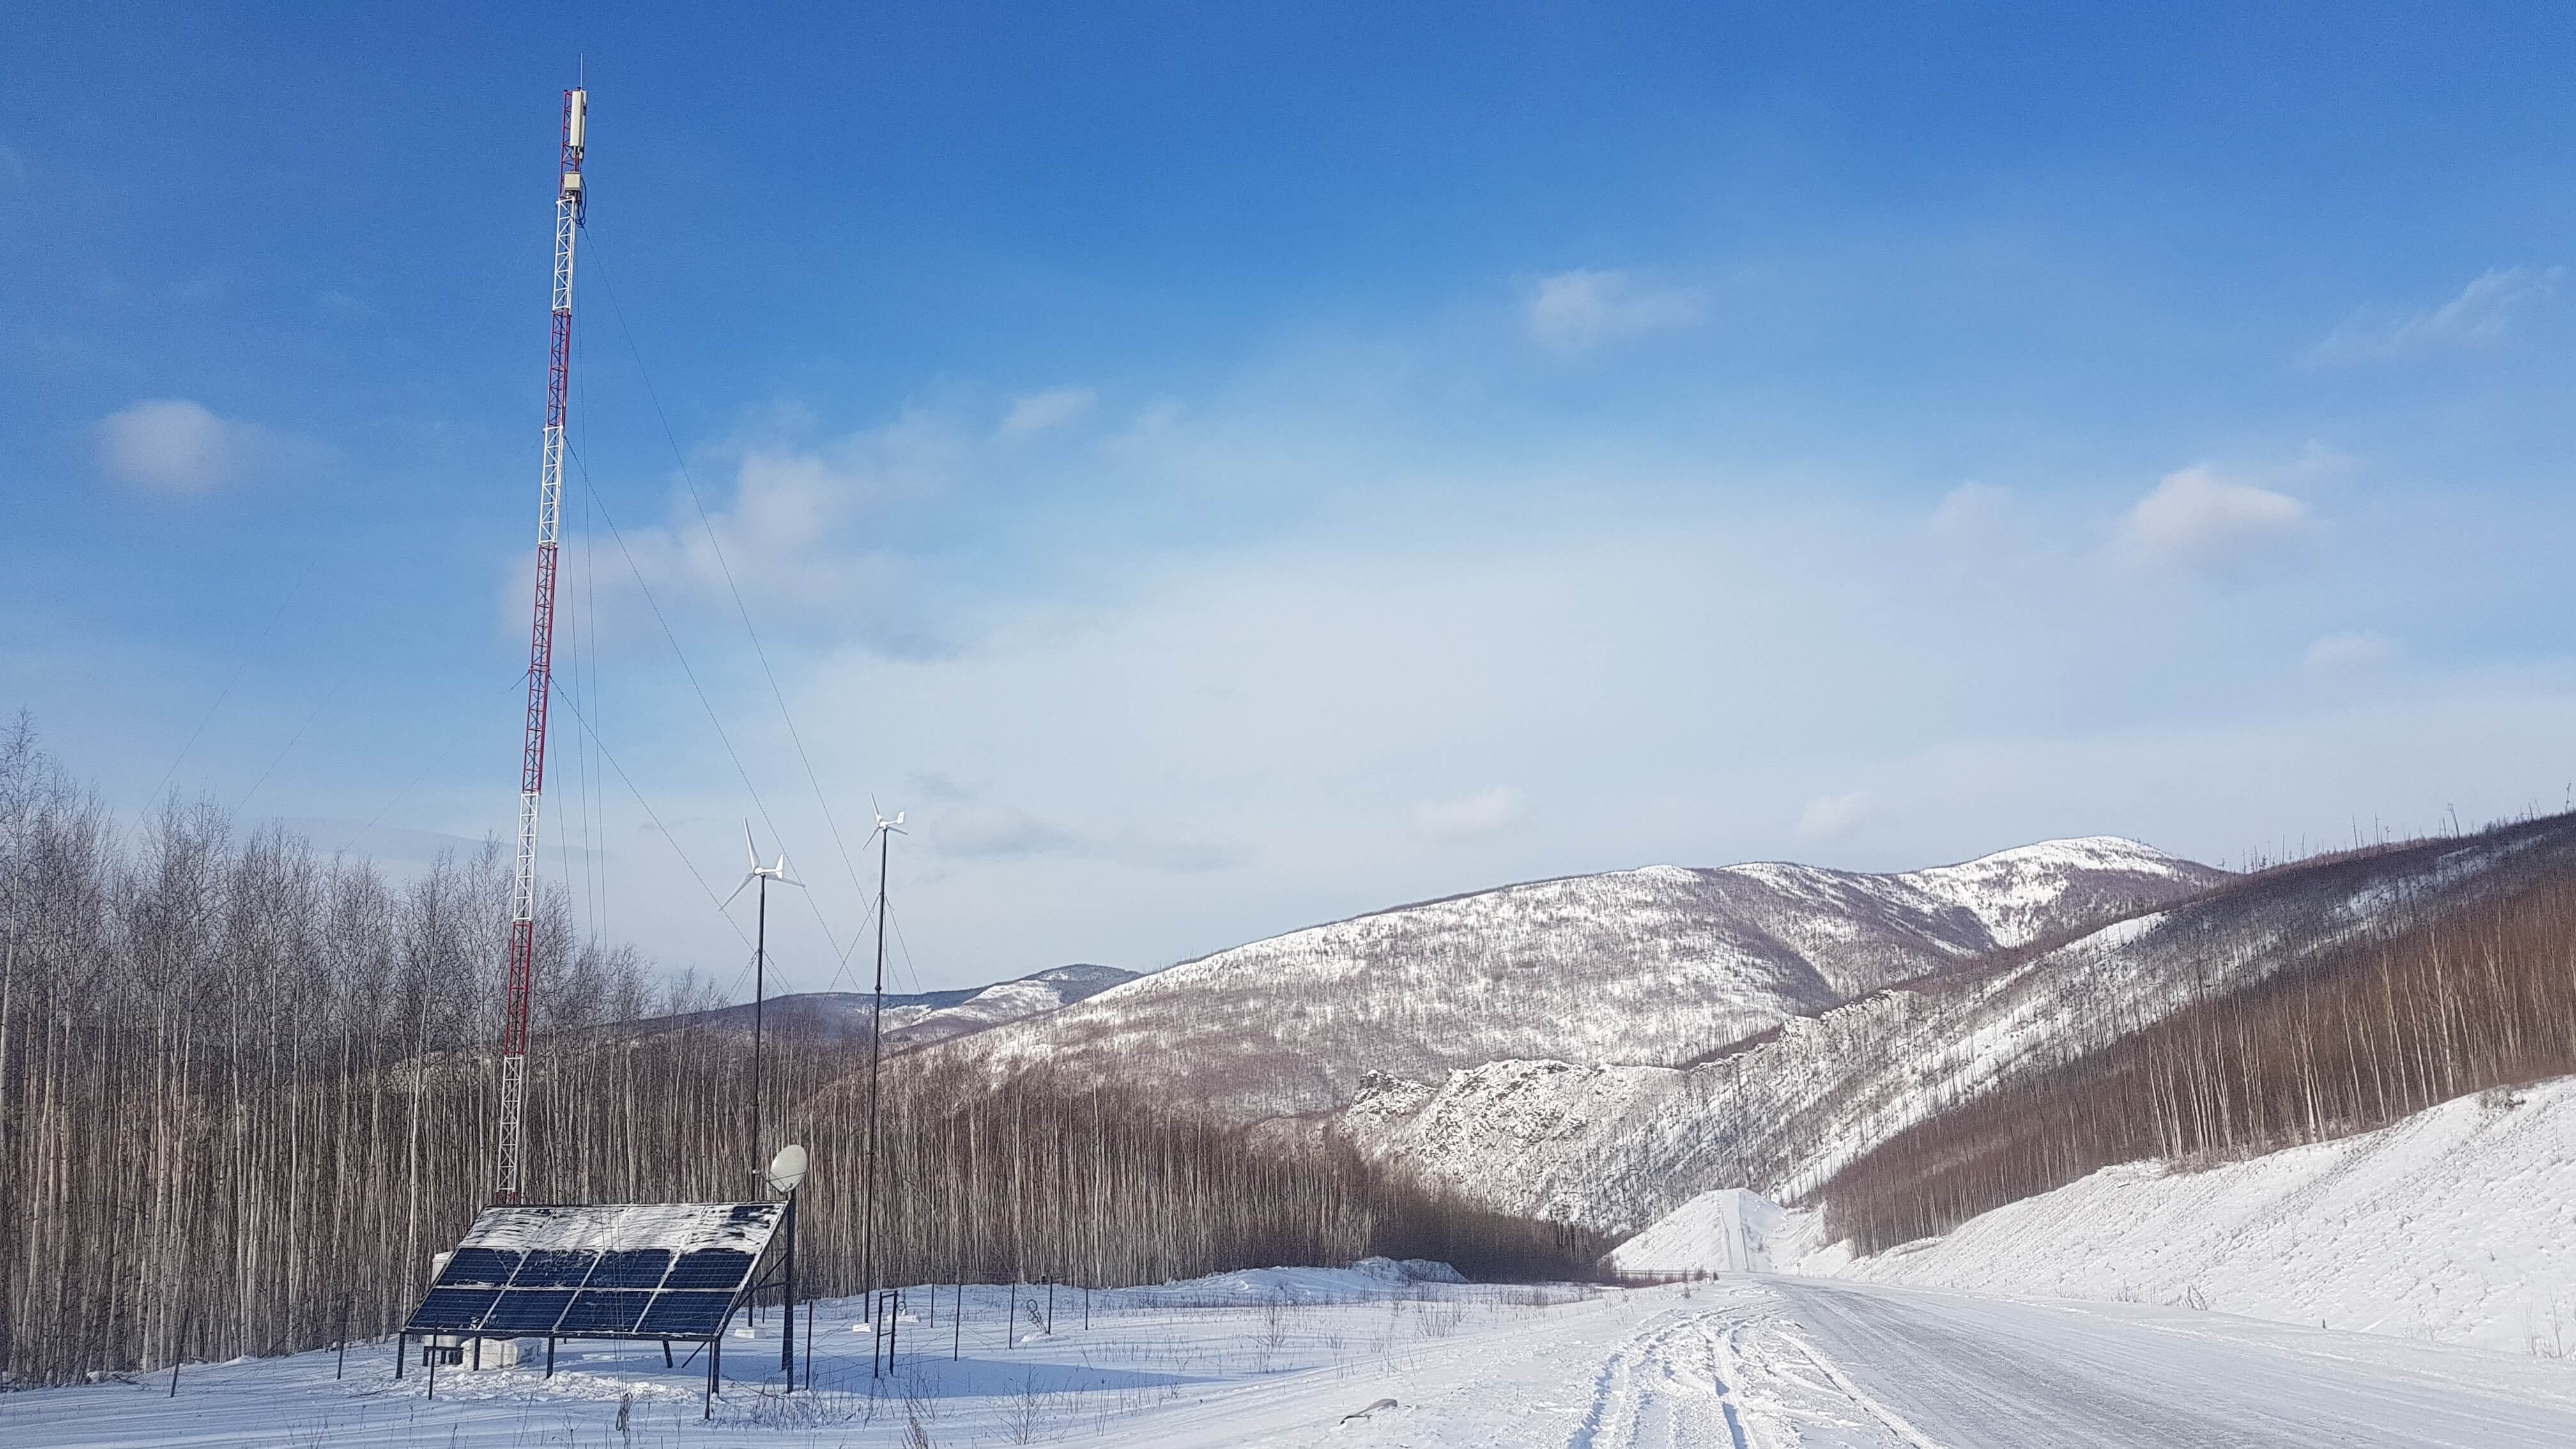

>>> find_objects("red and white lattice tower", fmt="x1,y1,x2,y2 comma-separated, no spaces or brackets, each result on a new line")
495,86,586,1206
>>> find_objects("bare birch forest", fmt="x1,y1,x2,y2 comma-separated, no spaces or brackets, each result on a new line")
1820,843,2576,1254
0,719,1598,1386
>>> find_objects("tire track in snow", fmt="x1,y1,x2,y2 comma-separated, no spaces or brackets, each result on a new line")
1567,1310,1751,1449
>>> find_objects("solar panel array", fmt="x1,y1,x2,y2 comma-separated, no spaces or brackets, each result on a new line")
403,1203,779,1340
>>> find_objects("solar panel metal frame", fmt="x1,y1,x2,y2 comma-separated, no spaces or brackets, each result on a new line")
397,1201,783,1347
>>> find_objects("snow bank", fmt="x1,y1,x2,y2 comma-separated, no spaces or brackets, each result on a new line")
1801,1075,2576,1355
1605,1188,1784,1275
1144,1261,1470,1305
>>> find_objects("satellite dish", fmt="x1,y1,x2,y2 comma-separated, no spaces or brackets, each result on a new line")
765,1143,809,1195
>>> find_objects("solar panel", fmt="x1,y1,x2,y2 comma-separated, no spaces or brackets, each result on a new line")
482,1288,578,1335
557,1289,655,1336
663,1249,756,1291
513,1249,596,1287
590,1249,672,1288
638,1290,736,1337
435,1248,521,1287
401,1202,781,1342
409,1287,500,1331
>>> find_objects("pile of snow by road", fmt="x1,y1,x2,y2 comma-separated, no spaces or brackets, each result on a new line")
1800,1074,2576,1357
1604,1188,1785,1276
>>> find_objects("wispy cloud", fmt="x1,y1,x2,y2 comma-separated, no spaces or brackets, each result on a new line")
571,404,974,654
1795,790,1873,842
997,385,1098,439
935,801,1246,872
1411,785,1529,842
2305,631,2395,675
2306,265,2563,364
1524,268,1706,353
319,289,384,321
1929,482,2014,545
95,399,316,493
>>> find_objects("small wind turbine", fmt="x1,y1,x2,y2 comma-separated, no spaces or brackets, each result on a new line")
862,800,903,1376
722,824,803,1181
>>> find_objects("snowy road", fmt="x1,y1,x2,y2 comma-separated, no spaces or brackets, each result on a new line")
1334,1279,2576,1448
1767,1278,2576,1448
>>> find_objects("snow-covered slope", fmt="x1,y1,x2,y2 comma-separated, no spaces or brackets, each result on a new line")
630,963,1137,1050
1798,1075,2576,1357
948,838,2221,1120
1338,817,2576,1233
1604,1188,1786,1276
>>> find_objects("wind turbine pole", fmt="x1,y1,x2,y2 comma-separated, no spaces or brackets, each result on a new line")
723,827,803,1183
862,806,904,1376
752,868,766,1174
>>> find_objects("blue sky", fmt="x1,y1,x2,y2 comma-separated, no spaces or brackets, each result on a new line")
7,4,2575,995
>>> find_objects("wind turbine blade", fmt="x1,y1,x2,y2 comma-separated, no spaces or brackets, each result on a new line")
719,873,755,911
743,822,760,871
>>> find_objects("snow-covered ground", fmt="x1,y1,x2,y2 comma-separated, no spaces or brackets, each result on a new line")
10,1265,2575,1447
1799,1074,2576,1357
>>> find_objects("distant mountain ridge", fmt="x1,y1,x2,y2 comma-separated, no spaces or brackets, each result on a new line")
943,837,2229,1120
632,963,1137,1050
1333,815,2576,1234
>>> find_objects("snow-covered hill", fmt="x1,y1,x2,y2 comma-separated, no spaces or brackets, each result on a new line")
1336,817,2576,1233
946,838,2223,1120
629,963,1137,1050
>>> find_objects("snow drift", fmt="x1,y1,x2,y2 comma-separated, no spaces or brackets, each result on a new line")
1801,1073,2576,1356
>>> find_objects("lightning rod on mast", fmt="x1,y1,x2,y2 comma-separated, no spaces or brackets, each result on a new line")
493,83,587,1206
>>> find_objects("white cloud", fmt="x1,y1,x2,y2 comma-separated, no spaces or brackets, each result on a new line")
1525,268,1706,353
96,399,305,493
567,404,973,654
1411,786,1529,842
2307,265,2564,364
997,385,1097,439
1929,482,2013,544
1795,790,1873,842
2115,464,2308,576
2305,631,2395,675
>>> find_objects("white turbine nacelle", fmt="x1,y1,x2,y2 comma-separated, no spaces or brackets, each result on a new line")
721,822,805,910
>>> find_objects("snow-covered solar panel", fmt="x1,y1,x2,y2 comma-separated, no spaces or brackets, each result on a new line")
401,1202,781,1342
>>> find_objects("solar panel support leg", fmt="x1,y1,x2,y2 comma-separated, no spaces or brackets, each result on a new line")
663,1338,673,1368
544,1337,555,1378
395,1333,405,1380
